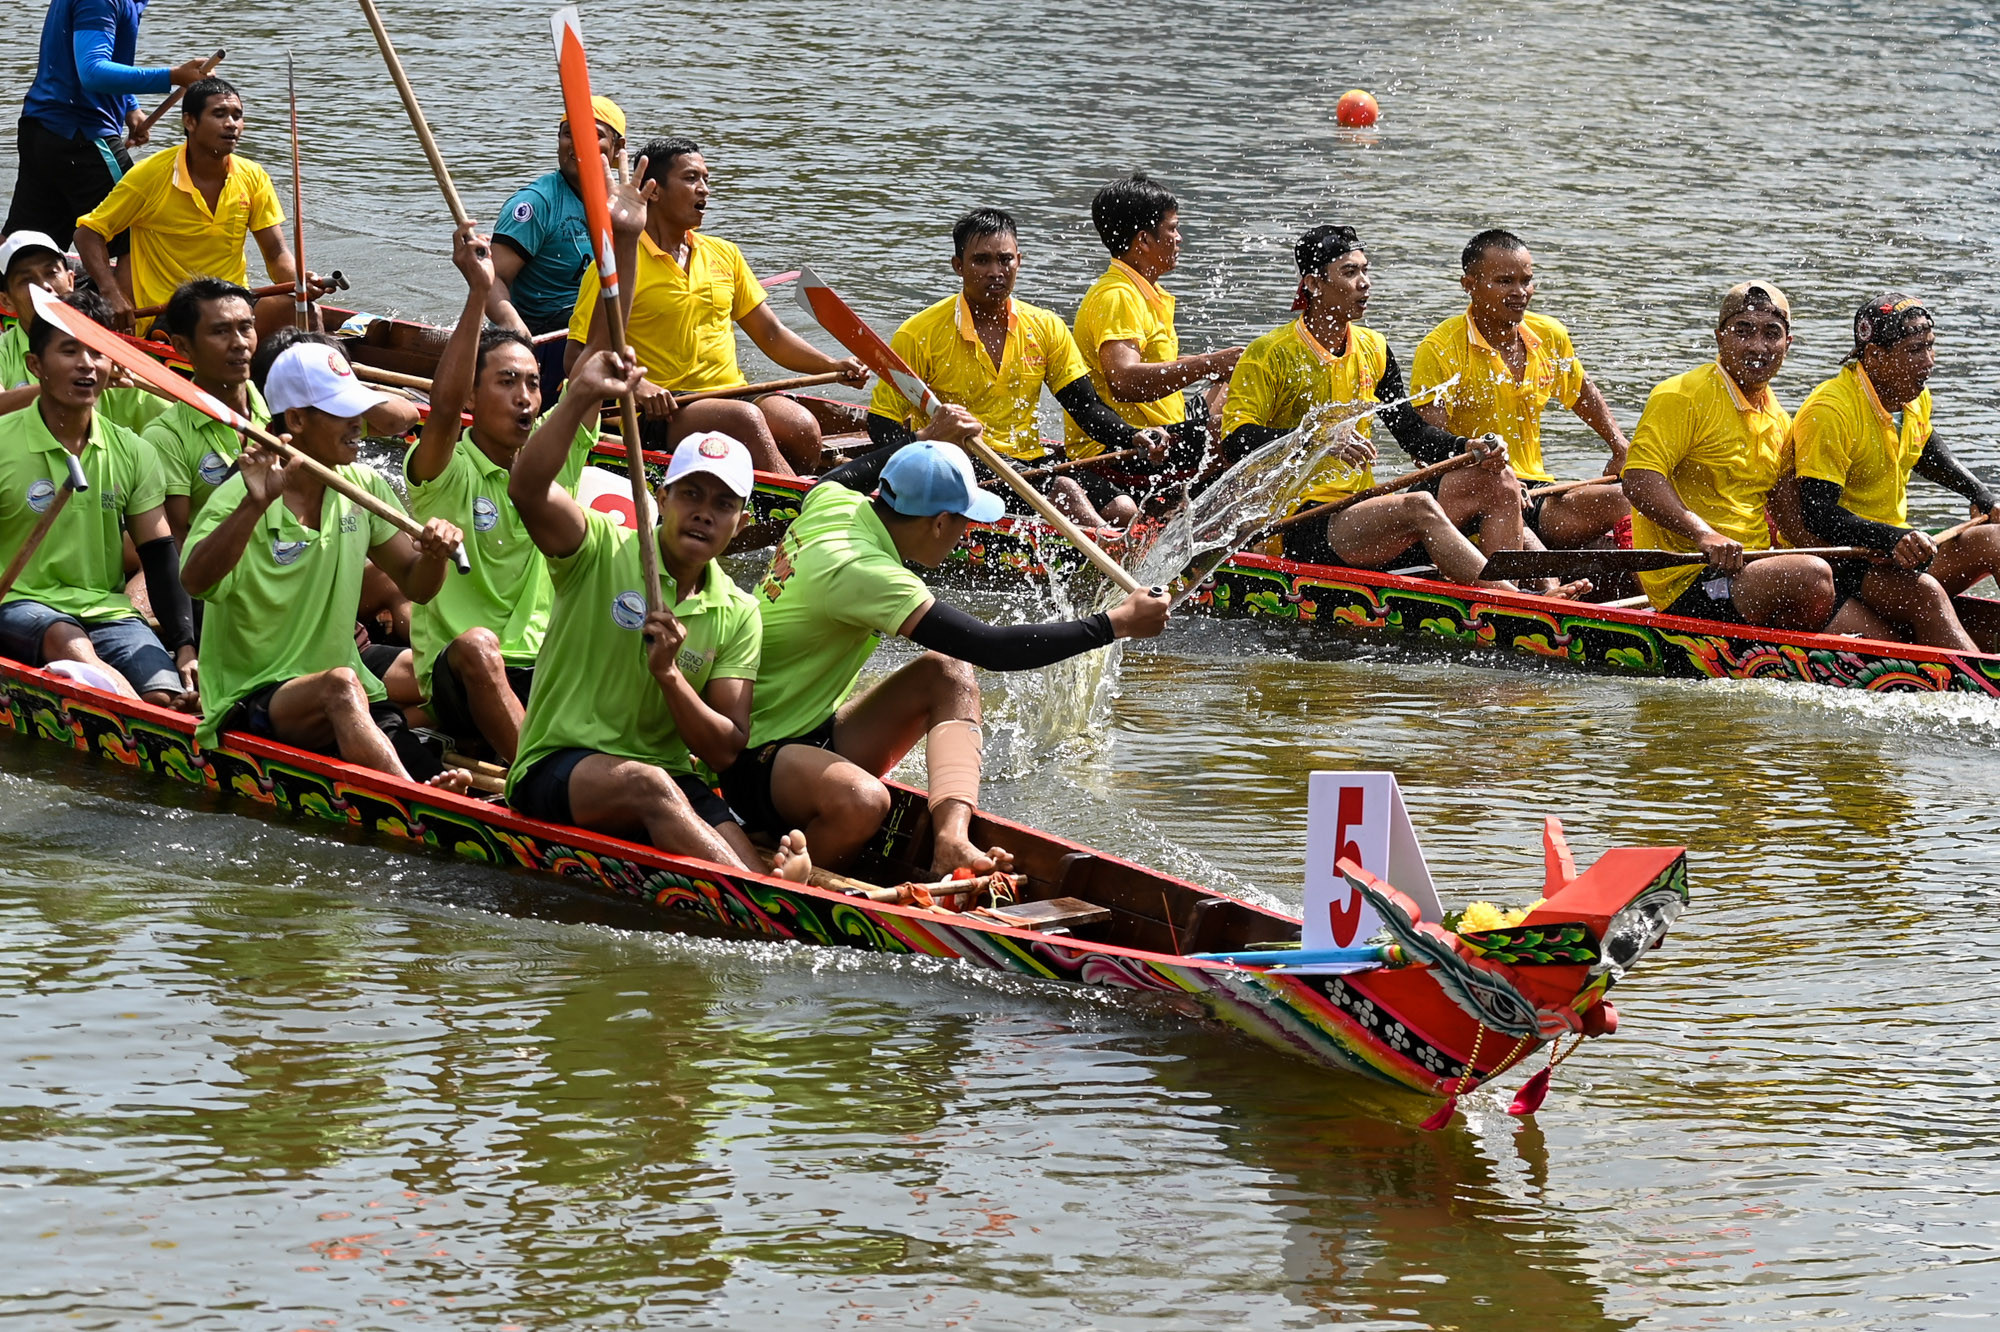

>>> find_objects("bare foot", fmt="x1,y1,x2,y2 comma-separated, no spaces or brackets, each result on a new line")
771,829,813,883
426,770,474,794
931,833,1015,881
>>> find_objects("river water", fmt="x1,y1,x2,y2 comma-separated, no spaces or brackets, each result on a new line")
4,1,2000,1327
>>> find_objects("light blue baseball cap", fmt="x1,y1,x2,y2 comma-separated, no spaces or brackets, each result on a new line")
877,440,1006,524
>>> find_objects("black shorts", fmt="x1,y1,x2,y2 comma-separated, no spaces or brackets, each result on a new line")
717,715,838,836
428,648,533,747
1522,489,1552,540
6,116,132,250
1662,576,1746,625
511,746,736,828
358,642,406,682
222,676,444,781
1830,556,1872,608
1276,503,1424,572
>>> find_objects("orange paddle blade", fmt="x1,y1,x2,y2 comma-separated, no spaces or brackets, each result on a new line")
28,286,256,433
794,265,937,416
549,7,617,301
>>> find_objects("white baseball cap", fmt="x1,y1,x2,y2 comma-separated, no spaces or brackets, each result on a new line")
0,230,65,279
265,343,391,418
662,430,755,499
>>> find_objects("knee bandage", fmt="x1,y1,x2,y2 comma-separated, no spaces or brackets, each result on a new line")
925,720,983,815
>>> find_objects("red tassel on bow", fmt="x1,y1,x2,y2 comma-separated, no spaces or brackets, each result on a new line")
1507,1066,1551,1116
1418,1096,1458,1131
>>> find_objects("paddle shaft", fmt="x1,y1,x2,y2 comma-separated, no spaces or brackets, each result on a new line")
1526,473,1623,499
0,454,89,603
348,362,843,411
1268,451,1479,535
962,436,1144,593
126,48,223,147
1935,513,1991,543
131,276,346,321
287,53,308,329
600,196,662,613
356,0,472,225
1481,544,1874,580
1014,447,1145,483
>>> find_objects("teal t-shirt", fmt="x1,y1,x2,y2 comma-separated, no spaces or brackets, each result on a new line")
493,171,592,333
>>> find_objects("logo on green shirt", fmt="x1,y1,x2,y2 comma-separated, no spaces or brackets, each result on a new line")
610,589,646,630
472,495,500,532
26,479,54,514
198,451,230,485
273,538,309,566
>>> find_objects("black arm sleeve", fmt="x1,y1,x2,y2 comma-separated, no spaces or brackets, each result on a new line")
1797,478,1907,554
1053,377,1136,453
906,599,1115,672
814,417,921,493
1376,345,1465,465
1912,429,1997,512
136,536,195,652
1220,423,1286,465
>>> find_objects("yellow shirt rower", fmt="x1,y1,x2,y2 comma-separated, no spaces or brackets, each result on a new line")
1621,281,1835,631
1217,224,1522,587
1773,292,2000,651
566,135,865,476
858,208,1170,529
72,78,310,336
1064,173,1242,494
1410,229,1630,549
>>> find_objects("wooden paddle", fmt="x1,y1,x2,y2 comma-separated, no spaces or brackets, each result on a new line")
1164,452,1481,609
1934,513,1991,543
1014,447,1146,483
357,0,472,226
126,48,223,148
27,285,469,574
1526,473,1623,499
791,265,1144,594
1479,545,1872,581
286,52,309,330
550,6,660,610
349,363,843,409
1268,452,1480,535
0,452,90,603
129,275,348,322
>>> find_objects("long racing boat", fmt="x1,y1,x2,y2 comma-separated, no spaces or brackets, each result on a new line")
0,653,1686,1110
318,305,2000,701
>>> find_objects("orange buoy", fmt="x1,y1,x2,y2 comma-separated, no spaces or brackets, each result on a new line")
1336,89,1380,128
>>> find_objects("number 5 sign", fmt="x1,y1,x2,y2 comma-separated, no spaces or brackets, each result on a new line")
1302,772,1443,957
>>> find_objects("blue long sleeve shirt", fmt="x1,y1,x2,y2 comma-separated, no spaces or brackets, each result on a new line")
22,0,170,142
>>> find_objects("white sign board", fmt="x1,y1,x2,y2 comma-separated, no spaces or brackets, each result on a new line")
575,465,654,532
1301,772,1442,964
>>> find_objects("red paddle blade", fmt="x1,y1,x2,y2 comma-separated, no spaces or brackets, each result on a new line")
549,7,618,303
28,285,253,433
794,265,936,416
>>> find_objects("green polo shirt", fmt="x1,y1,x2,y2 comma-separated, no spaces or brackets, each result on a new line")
402,416,599,701
142,383,270,524
507,510,761,795
185,465,403,750
0,403,165,624
746,483,931,747
0,323,172,435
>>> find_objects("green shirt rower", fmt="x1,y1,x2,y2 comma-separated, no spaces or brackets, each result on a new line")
505,345,808,882
140,277,270,543
402,225,599,762
0,286,196,707
180,341,465,784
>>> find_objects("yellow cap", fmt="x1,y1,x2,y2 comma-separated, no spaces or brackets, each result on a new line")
561,94,625,140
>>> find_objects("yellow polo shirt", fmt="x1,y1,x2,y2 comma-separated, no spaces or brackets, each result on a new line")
1220,318,1387,505
1784,362,1932,529
1409,309,1585,484
1063,258,1184,456
868,295,1090,461
76,145,284,316
1625,361,1791,610
566,231,765,392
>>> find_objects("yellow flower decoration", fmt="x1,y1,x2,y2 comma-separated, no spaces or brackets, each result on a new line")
1456,898,1547,933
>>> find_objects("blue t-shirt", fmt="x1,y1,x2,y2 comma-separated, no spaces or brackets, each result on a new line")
23,0,169,143
492,170,591,334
